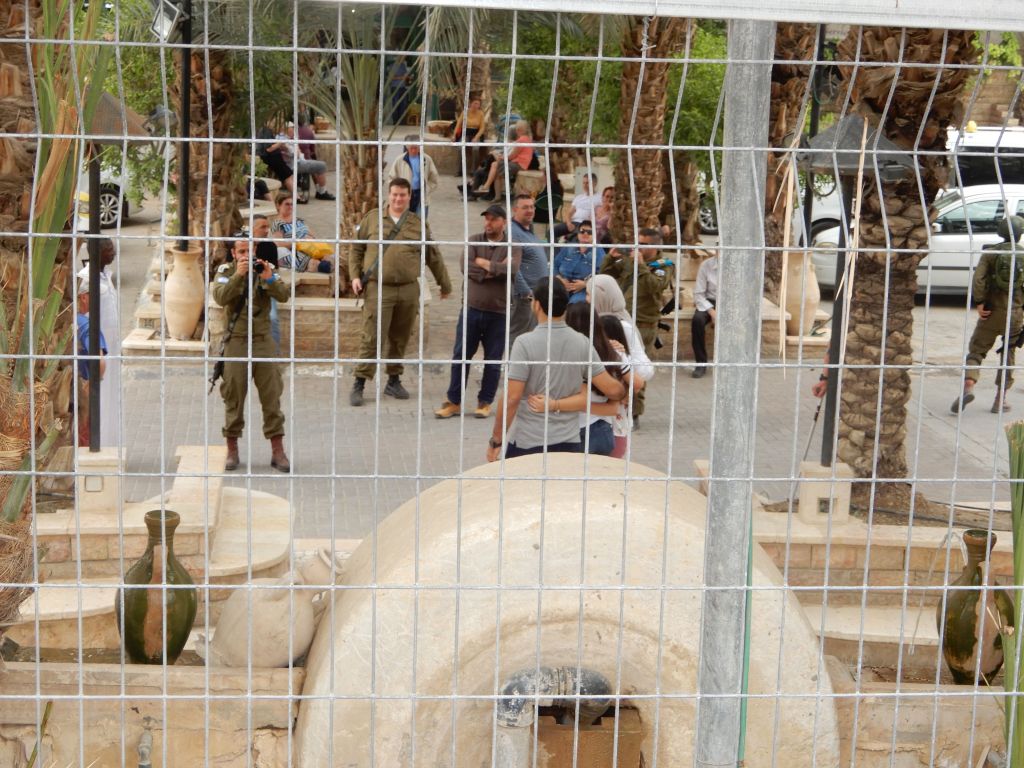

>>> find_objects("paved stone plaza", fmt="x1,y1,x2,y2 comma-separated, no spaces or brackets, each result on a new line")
110,161,1015,539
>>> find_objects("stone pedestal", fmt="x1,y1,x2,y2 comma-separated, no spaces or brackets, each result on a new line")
514,169,546,197
798,461,854,527
75,447,123,514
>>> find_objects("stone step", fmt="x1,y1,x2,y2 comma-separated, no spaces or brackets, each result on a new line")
12,479,293,651
168,444,226,532
37,446,225,580
785,330,831,358
3,578,121,650
805,603,943,680
205,486,291,583
122,327,208,360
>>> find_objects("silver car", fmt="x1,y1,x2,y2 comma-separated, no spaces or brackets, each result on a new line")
811,184,1024,296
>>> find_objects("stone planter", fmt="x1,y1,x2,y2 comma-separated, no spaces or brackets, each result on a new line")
164,245,204,340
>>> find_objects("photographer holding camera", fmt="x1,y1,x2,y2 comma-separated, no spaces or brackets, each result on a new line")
212,233,292,472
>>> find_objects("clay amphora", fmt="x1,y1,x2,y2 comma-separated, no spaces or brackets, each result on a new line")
115,510,197,664
164,245,204,340
936,529,1014,684
784,253,821,337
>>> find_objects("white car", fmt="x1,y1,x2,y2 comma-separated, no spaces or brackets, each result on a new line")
75,167,131,229
811,184,1024,296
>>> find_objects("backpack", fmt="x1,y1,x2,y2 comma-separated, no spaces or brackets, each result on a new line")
987,242,1024,292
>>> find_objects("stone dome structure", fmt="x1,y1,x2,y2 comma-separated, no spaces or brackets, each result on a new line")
295,455,838,765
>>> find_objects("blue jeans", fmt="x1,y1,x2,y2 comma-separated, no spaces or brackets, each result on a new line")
409,190,427,219
580,420,615,455
446,307,506,405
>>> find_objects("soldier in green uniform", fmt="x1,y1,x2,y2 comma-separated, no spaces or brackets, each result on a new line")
951,215,1024,414
348,177,452,406
598,227,674,421
598,227,675,355
213,235,292,471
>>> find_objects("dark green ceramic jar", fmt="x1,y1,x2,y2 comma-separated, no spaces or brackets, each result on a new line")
115,510,197,665
936,529,1014,685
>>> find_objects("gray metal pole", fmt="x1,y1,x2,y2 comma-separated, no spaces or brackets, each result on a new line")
820,176,854,466
88,152,102,452
694,19,775,768
178,0,191,252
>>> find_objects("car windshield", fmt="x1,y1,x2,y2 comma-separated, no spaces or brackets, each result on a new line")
932,189,963,210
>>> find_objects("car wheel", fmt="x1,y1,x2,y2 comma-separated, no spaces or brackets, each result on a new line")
98,184,126,228
810,218,840,240
699,200,718,236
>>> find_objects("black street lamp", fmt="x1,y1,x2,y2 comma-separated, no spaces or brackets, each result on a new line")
797,114,914,467
83,93,150,451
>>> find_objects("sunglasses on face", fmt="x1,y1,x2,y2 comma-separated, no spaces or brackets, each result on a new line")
578,229,593,235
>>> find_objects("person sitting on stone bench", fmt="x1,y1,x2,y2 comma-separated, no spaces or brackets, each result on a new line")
258,120,336,202
460,121,536,202
271,192,335,274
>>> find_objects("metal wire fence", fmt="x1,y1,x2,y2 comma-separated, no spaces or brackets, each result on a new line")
2,1,1024,766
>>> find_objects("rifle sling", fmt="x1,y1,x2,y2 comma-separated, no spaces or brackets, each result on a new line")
360,210,411,284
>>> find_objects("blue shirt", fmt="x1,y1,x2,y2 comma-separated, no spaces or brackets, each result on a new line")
406,153,421,192
554,244,606,302
76,313,107,380
510,219,548,298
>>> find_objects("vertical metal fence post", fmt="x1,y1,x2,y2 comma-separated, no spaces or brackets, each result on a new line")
694,18,775,768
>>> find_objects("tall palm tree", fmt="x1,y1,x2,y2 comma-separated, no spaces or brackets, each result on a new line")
834,27,976,482
0,0,110,627
116,0,321,262
763,23,817,300
609,16,689,243
306,6,411,294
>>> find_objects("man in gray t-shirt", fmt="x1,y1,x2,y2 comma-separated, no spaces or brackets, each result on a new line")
487,278,626,460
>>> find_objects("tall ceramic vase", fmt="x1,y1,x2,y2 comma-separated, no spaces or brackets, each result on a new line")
164,245,204,340
116,510,197,665
784,253,821,337
935,529,1014,684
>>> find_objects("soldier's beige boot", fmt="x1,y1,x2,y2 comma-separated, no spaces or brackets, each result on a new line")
950,382,975,414
270,435,290,473
225,437,240,471
992,385,1013,413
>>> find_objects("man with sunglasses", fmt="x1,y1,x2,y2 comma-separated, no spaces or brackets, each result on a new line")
553,220,605,304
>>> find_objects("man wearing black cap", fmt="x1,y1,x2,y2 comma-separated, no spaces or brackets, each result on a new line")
436,204,522,419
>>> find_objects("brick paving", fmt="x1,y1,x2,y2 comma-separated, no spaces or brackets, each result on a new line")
111,159,1017,540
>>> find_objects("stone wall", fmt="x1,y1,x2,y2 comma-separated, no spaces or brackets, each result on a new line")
0,663,303,768
757,523,1005,607
207,294,427,362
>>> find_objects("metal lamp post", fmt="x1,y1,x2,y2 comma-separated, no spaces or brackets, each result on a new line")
797,114,913,466
82,94,150,451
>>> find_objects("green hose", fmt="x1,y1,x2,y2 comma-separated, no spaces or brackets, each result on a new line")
738,510,753,762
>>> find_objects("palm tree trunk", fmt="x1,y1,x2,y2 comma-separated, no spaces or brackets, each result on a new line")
764,23,816,301
610,16,689,243
835,27,976,480
0,0,54,627
175,48,243,266
339,141,379,290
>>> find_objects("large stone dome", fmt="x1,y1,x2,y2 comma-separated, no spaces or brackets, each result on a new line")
295,455,838,766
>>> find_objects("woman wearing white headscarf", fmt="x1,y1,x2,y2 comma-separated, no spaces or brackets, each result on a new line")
587,274,654,382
